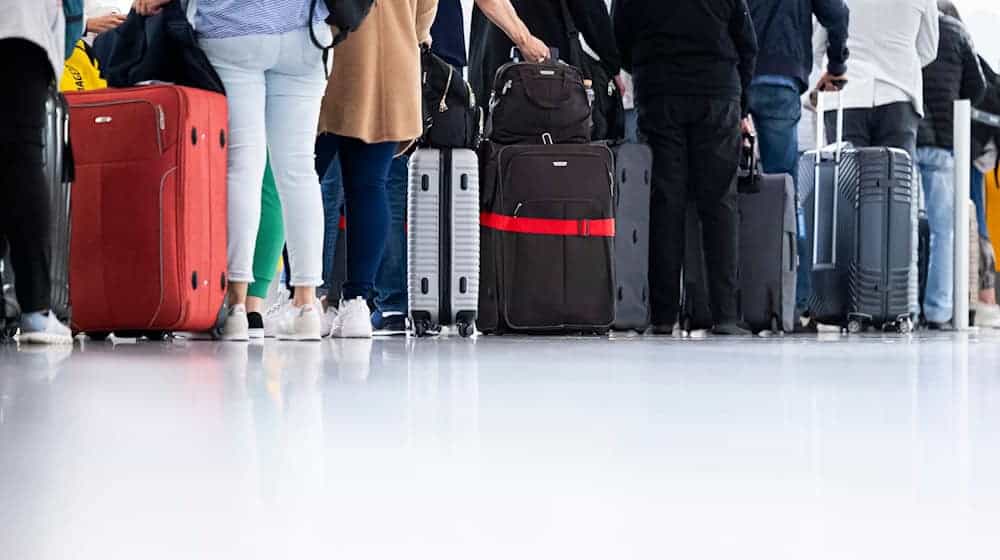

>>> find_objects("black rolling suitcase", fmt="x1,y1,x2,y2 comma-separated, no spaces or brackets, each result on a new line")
801,93,918,333
407,148,480,338
478,143,616,334
610,142,652,332
738,173,797,333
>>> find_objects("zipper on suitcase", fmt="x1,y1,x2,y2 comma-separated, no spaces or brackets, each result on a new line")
73,99,165,154
440,150,453,325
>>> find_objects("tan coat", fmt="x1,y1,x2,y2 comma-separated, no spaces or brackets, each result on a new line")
318,0,439,144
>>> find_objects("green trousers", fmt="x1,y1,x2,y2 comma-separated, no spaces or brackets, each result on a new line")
248,159,285,299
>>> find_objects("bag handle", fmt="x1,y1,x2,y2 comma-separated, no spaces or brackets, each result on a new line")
812,90,845,270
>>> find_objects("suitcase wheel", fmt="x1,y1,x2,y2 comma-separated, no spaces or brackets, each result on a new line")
896,319,913,335
411,311,435,338
847,319,864,335
87,331,110,341
146,330,169,341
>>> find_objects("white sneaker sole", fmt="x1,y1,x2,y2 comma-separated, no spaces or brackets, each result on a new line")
277,332,323,342
220,333,250,342
248,328,265,340
17,331,74,345
329,328,373,339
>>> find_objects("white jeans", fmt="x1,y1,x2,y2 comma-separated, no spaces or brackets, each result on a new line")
200,26,329,287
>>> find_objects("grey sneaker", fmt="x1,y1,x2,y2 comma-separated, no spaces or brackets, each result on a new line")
220,305,250,341
275,300,323,342
17,312,73,345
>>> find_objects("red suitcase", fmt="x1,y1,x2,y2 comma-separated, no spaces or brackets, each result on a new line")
66,85,228,338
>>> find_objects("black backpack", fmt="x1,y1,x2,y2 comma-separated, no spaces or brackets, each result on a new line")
419,46,483,149
486,57,591,145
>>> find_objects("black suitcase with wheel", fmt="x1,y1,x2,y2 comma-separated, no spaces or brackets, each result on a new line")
610,142,652,332
801,93,917,333
738,173,797,333
478,142,616,334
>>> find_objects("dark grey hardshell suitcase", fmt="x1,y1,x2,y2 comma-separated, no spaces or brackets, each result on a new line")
408,148,480,337
610,142,652,332
45,88,72,321
738,173,797,333
801,146,917,333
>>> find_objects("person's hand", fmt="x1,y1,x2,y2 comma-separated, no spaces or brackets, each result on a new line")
741,116,755,136
516,35,549,63
86,13,127,34
613,74,626,97
816,72,847,92
134,0,172,16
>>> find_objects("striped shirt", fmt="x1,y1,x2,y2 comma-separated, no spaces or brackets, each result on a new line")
195,0,329,39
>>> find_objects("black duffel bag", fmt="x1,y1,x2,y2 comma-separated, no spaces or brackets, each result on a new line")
486,50,592,145
419,46,483,149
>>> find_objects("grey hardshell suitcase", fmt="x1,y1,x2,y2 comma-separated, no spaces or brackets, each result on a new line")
610,142,652,332
738,173,797,333
45,88,72,321
801,92,918,333
408,148,480,337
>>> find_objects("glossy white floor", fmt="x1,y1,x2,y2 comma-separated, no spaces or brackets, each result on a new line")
1,330,999,559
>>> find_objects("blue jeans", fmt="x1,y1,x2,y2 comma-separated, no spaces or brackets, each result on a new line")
318,154,344,297
624,108,640,144
748,83,808,310
917,147,955,323
314,134,397,301
373,156,409,316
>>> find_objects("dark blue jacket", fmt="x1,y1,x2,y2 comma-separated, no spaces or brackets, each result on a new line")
747,0,849,93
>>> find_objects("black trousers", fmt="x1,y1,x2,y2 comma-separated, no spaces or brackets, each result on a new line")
0,39,54,313
824,101,920,157
639,95,742,325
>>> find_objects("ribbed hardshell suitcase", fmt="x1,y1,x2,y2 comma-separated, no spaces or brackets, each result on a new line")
610,142,652,332
44,88,73,321
407,148,480,337
478,143,616,334
738,173,797,333
801,94,918,333
66,85,228,338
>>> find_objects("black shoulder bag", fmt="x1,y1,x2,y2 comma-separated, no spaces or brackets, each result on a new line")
309,0,376,58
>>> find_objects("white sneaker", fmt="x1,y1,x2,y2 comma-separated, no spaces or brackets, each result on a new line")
262,298,289,338
974,302,1000,328
221,305,250,341
275,300,323,341
329,297,373,339
16,312,73,345
320,304,339,338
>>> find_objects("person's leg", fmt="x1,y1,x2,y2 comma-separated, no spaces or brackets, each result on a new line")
826,107,874,148
265,29,328,303
624,108,640,145
917,147,955,325
372,155,409,331
330,137,397,338
871,102,919,158
247,157,286,304
199,34,272,340
749,84,802,178
690,97,743,330
0,39,70,343
317,151,344,300
971,166,989,239
638,96,688,330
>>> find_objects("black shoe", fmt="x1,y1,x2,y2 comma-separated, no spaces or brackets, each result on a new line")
793,313,818,334
650,323,676,335
247,312,264,339
373,313,407,336
711,322,751,336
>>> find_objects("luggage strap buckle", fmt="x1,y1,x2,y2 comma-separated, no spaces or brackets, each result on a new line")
578,220,591,237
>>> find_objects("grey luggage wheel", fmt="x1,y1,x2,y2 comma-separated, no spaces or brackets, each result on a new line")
457,322,474,338
413,319,433,338
87,332,110,341
847,320,863,334
897,320,912,334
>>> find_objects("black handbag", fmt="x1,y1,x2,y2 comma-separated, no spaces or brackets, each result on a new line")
419,46,482,149
582,53,625,142
309,0,376,49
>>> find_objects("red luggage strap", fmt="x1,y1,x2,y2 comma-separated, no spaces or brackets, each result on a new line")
480,211,615,238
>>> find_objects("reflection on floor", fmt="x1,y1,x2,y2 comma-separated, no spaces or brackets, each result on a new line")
1,331,999,559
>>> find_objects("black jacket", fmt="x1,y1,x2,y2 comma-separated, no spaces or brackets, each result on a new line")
918,15,987,150
973,57,1000,160
614,0,757,115
747,0,849,93
469,0,621,104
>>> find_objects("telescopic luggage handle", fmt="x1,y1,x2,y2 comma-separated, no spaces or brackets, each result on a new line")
812,89,845,270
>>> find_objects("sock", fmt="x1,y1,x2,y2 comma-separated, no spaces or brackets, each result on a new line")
21,310,50,332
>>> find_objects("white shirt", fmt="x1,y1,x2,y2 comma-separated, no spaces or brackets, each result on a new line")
0,0,65,77
814,0,939,117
